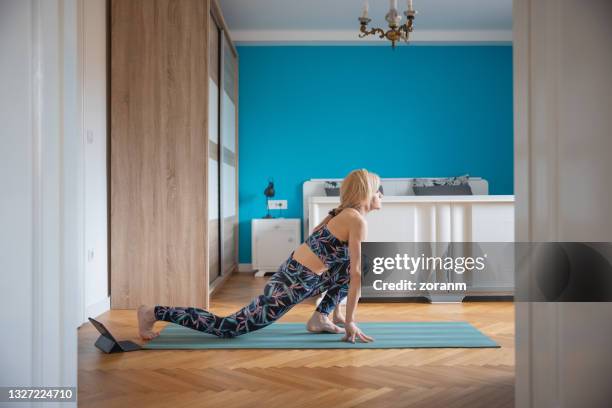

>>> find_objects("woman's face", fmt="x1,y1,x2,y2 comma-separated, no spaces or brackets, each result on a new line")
368,187,383,211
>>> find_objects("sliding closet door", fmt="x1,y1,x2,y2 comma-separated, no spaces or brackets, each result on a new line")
110,0,209,309
208,14,221,283
219,33,239,277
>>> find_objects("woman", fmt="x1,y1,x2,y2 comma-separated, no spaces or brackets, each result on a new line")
138,168,383,343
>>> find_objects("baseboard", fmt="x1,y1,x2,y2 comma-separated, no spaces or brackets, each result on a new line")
238,263,253,273
86,296,110,321
210,267,236,296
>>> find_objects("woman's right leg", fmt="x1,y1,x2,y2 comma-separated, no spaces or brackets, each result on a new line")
308,261,351,315
154,256,320,338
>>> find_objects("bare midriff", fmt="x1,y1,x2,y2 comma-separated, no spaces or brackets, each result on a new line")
291,243,327,275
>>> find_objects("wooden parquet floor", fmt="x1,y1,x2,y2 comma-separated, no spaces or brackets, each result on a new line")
78,273,514,408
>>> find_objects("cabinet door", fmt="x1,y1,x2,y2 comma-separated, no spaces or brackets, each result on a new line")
219,32,238,277
255,224,298,270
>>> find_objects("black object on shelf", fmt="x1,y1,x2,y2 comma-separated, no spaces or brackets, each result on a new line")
89,317,142,353
263,180,275,219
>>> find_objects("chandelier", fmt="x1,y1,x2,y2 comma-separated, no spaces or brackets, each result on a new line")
358,0,417,48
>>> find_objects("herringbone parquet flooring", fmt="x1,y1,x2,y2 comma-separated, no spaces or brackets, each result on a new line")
78,273,514,408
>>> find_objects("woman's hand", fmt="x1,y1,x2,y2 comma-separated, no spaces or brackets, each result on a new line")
342,322,374,343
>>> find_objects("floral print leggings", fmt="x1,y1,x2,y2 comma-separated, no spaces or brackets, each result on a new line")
154,252,350,338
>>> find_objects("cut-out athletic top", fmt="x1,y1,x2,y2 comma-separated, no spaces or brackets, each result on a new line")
305,209,350,269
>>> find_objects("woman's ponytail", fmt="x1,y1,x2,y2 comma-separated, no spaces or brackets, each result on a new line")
327,205,344,217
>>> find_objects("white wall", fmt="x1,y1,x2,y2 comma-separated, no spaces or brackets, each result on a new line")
0,0,35,388
82,0,109,320
0,0,81,403
514,0,612,406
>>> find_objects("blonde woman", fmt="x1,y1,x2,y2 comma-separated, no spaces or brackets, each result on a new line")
138,169,383,343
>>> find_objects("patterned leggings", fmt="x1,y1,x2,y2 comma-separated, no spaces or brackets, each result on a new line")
154,252,350,338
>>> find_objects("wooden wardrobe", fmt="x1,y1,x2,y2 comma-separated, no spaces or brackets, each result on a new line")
110,0,238,309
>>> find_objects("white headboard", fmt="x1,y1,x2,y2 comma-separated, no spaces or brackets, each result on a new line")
301,177,488,240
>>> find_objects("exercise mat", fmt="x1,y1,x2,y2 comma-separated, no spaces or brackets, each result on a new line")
143,321,500,349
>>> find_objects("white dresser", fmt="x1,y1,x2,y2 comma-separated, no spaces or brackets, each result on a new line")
251,218,301,277
308,195,516,301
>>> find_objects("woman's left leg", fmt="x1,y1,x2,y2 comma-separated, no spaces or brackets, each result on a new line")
153,256,321,338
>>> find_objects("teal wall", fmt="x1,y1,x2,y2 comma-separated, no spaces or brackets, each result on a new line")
237,45,513,264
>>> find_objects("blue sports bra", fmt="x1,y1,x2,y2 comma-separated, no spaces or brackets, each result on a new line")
305,222,350,269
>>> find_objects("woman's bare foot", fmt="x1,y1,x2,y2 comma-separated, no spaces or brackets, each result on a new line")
306,311,346,334
137,305,160,340
332,307,346,325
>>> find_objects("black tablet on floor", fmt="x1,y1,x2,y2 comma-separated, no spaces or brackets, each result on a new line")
88,317,142,353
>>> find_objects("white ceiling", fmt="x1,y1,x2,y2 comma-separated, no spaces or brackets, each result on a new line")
218,0,513,44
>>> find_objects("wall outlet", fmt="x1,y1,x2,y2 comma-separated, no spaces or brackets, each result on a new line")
268,199,287,210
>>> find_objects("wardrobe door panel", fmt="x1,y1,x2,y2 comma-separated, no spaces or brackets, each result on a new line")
208,13,221,283
110,0,208,309
220,33,238,276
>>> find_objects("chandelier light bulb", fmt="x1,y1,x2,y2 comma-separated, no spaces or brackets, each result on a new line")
362,0,369,18
385,8,402,27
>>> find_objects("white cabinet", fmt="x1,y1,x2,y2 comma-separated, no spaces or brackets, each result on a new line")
308,195,515,301
252,219,301,277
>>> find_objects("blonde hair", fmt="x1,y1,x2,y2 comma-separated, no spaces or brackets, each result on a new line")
315,169,381,230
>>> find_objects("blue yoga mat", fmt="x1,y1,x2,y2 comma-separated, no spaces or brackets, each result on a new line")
143,321,499,349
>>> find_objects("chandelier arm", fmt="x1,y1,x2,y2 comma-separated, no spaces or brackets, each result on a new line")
373,27,386,38
399,24,413,40
359,26,386,39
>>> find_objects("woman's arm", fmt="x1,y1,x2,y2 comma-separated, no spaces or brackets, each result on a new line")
342,216,374,343
345,216,366,323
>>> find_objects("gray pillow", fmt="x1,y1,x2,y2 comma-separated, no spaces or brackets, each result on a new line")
413,184,473,195
324,181,341,196
412,175,473,196
325,187,340,196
